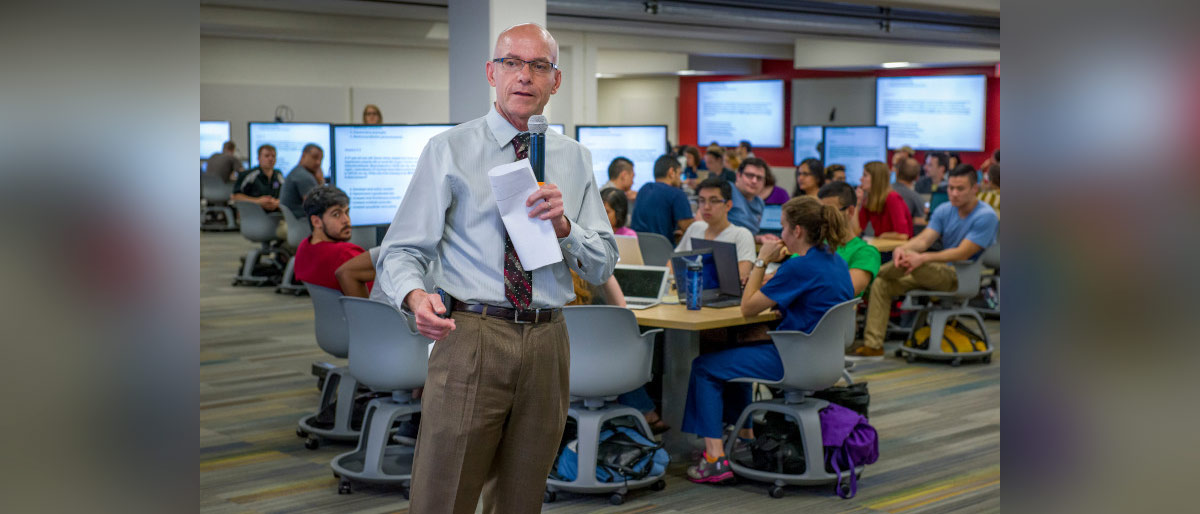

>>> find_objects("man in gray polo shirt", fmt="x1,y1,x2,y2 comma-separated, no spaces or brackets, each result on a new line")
279,143,325,219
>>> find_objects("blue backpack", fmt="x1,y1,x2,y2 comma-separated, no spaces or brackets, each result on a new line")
821,402,879,499
553,425,669,482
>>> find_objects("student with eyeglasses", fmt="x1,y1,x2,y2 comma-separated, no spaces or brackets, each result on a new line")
674,177,757,283
792,157,825,198
727,157,779,243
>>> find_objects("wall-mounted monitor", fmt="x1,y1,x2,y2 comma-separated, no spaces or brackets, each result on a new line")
331,124,454,227
200,121,230,160
549,124,565,134
248,122,332,179
821,126,888,186
875,74,986,151
792,125,823,166
575,125,668,192
697,79,785,148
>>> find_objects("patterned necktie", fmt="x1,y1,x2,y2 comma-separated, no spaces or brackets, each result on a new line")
503,133,533,310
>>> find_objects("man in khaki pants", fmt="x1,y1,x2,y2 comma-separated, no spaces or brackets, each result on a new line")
851,165,998,359
374,23,618,514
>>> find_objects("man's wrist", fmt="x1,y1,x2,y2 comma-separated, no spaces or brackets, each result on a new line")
403,289,427,311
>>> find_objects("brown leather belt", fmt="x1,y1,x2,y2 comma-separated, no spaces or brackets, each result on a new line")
452,300,559,324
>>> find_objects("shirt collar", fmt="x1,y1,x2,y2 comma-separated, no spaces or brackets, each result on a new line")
485,104,521,150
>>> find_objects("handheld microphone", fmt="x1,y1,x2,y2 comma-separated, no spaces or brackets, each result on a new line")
528,115,548,183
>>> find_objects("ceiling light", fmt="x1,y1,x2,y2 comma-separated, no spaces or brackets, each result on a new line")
882,62,911,68
677,70,700,75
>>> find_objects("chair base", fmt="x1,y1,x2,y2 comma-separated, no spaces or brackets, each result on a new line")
298,368,361,446
726,397,864,490
232,243,285,286
331,396,420,492
545,401,666,502
275,256,308,295
201,205,238,232
897,307,993,366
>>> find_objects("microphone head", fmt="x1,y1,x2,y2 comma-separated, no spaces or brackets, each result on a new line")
528,115,548,134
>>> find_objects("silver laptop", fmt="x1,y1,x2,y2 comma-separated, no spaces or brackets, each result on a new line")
612,264,670,310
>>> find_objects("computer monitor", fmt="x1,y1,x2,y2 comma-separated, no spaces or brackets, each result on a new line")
612,265,670,303
760,204,783,233
331,124,454,227
821,125,888,186
690,239,741,298
876,74,986,151
248,122,332,179
697,79,785,148
792,125,823,166
575,125,668,192
200,120,230,160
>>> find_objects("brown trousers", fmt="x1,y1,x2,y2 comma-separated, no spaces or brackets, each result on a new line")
863,261,958,349
407,311,570,514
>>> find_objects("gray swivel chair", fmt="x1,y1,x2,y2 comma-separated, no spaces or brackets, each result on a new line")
231,201,285,286
276,208,312,296
636,232,674,266
544,306,666,506
331,297,429,497
725,298,864,499
977,243,1000,317
894,257,994,366
297,284,363,449
201,173,238,231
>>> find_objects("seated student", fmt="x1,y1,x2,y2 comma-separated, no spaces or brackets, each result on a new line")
818,182,882,298
601,156,637,203
826,164,847,183
681,145,703,191
280,143,326,219
206,140,244,183
855,161,913,240
852,166,998,359
231,144,282,212
726,158,770,238
294,185,372,295
683,195,854,483
757,165,790,205
630,155,694,242
675,177,756,283
792,157,825,198
601,187,636,238
704,147,736,184
892,157,927,226
977,163,1000,216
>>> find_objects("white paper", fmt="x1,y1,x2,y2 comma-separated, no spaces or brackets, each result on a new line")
487,159,563,271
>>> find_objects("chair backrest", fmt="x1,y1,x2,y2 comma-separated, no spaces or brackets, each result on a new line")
771,298,860,391
279,207,313,247
340,297,430,392
950,259,984,298
234,201,279,243
305,283,349,358
561,305,654,398
636,232,674,266
981,243,999,270
201,173,233,204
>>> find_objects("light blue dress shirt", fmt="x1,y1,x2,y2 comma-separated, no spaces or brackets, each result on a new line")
375,107,618,309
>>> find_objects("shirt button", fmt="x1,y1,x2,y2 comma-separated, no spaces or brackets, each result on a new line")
567,243,573,249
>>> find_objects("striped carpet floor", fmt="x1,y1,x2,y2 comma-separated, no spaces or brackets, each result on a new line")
201,231,999,513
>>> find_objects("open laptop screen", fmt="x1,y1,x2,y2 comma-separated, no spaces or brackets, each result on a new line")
760,204,783,232
612,266,667,300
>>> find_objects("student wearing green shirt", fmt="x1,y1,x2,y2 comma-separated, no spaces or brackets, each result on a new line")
816,181,881,297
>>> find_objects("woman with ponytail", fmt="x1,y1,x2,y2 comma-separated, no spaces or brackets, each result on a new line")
682,195,854,484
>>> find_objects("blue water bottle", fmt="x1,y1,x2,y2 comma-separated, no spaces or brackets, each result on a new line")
685,257,703,310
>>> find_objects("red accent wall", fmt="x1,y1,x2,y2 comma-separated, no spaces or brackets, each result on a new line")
678,60,999,170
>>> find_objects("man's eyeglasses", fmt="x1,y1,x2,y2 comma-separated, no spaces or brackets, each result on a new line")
739,171,765,182
696,197,727,206
492,57,558,74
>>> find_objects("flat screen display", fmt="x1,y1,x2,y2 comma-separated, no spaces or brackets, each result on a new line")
875,75,986,151
575,125,668,192
201,121,230,160
248,122,332,179
697,79,784,148
822,126,888,186
331,124,453,227
792,125,823,166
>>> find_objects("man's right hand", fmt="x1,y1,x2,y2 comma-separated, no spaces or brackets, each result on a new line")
405,289,456,341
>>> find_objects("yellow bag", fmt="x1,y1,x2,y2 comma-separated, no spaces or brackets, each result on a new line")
906,319,988,353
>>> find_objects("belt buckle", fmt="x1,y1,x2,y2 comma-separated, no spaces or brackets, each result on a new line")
513,308,535,324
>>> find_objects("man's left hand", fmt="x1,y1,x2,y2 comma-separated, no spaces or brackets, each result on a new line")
527,183,570,238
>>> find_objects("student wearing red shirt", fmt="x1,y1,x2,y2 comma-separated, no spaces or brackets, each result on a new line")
855,161,913,240
294,186,374,295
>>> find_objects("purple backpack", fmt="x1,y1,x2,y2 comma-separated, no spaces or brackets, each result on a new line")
821,402,879,499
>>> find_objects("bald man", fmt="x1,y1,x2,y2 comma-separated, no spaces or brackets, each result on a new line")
375,23,617,514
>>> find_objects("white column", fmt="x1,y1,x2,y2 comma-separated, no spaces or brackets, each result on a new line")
448,0,546,123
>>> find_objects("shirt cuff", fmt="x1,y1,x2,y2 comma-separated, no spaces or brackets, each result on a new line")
557,217,582,254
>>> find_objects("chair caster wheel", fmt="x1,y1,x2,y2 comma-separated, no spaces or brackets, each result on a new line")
894,349,904,357
402,488,410,500
305,437,319,450
951,358,962,367
337,480,351,495
651,479,666,491
296,428,306,438
982,355,992,364
332,472,339,479
905,354,916,363
543,490,556,503
609,492,625,505
768,485,785,498
839,482,852,497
